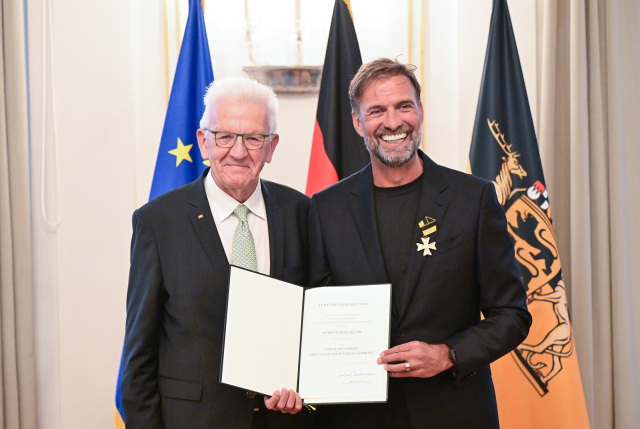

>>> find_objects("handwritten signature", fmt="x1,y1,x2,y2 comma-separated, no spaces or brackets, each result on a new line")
338,370,376,378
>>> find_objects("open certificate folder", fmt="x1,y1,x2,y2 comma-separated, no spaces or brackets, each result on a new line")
220,266,391,404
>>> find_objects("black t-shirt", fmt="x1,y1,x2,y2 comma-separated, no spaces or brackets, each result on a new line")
374,174,423,313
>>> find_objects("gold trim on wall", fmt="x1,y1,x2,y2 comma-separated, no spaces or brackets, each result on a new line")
408,0,413,64
420,0,425,152
164,0,171,103
175,0,182,51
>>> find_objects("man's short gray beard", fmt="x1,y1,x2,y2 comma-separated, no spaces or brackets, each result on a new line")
364,130,421,168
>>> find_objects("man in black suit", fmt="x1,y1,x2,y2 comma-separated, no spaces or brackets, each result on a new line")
122,77,312,428
309,58,531,428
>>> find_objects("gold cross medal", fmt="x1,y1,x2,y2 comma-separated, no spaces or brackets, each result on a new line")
417,216,437,256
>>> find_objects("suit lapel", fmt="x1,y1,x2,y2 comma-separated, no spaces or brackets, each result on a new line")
262,181,284,279
348,164,389,286
187,170,229,285
397,152,450,321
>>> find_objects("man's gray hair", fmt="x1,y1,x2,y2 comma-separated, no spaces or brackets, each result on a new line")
199,77,279,134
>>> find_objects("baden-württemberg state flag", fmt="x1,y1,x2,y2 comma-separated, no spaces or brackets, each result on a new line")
115,0,213,427
305,0,368,196
469,1,590,428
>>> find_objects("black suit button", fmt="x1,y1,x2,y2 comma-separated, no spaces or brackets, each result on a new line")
246,391,256,398
397,330,405,337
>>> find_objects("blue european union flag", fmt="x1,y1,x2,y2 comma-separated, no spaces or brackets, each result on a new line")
115,0,213,426
149,0,214,200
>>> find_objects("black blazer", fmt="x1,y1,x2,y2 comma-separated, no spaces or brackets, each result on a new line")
122,170,312,429
308,151,531,429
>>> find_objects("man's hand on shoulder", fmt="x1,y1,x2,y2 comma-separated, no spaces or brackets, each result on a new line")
377,341,453,378
264,388,303,414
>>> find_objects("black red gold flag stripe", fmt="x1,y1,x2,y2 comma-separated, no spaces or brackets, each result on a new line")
305,0,369,196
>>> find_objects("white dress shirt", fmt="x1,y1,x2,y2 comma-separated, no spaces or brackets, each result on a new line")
204,173,270,275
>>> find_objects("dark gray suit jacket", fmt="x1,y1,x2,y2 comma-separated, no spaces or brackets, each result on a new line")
122,170,312,429
308,151,531,429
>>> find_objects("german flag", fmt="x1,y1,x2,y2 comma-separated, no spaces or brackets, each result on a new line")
469,1,590,427
305,0,369,196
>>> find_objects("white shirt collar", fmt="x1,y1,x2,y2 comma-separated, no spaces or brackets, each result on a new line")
204,172,266,221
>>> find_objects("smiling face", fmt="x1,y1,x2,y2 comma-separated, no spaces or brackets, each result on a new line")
352,75,423,168
197,98,279,201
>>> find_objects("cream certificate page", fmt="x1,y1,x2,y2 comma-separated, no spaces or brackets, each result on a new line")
298,284,391,404
220,267,303,396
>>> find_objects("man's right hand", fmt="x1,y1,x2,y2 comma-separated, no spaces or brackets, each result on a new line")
377,341,453,378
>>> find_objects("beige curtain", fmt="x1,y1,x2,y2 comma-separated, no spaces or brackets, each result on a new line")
537,0,640,427
0,1,38,428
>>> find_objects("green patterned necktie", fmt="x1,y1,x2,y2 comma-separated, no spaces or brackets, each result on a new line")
232,204,258,271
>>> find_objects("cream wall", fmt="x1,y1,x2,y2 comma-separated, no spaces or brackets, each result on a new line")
29,1,537,428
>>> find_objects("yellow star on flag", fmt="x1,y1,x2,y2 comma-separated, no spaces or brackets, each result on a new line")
416,236,436,256
203,159,210,167
168,138,193,166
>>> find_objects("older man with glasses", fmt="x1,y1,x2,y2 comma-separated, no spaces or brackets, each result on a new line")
121,77,313,429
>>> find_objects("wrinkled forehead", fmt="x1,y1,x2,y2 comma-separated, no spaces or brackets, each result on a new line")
208,98,269,127
365,75,416,97
356,76,419,115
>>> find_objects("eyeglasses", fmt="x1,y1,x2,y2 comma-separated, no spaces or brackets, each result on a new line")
203,128,272,150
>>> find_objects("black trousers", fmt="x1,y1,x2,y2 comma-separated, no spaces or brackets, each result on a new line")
389,378,413,429
251,396,317,429
313,378,414,429
251,397,268,429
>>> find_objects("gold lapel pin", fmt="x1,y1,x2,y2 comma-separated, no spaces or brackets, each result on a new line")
418,216,437,236
422,224,437,237
417,216,437,255
198,214,204,219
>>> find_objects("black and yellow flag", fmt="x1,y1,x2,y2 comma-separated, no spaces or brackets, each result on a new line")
469,1,590,427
